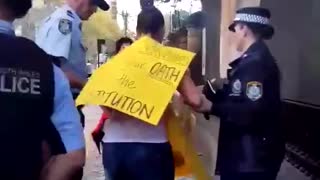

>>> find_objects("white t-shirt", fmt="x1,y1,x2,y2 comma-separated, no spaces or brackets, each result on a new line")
101,92,186,143
102,110,168,143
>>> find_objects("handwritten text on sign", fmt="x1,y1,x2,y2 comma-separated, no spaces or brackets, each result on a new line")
76,37,195,125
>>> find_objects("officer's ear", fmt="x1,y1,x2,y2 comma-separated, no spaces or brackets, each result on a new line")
238,23,251,37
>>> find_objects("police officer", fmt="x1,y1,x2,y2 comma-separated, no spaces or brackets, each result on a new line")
0,0,85,179
197,7,285,180
36,0,110,127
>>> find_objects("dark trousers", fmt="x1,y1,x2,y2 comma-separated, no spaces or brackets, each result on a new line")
102,142,174,180
72,93,84,180
77,105,85,128
220,171,278,180
72,93,85,128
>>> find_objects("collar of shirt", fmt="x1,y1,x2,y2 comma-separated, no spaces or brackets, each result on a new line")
0,20,15,36
228,40,268,68
62,4,82,23
229,56,242,68
244,40,268,55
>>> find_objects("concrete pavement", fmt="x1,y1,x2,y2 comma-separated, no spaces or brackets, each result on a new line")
82,106,310,180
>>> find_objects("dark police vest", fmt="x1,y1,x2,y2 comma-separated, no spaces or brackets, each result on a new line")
0,33,55,179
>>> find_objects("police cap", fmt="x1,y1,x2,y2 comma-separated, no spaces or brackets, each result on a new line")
92,0,110,11
229,7,274,40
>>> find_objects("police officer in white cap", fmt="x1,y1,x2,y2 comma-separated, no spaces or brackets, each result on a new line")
36,0,110,127
196,7,284,180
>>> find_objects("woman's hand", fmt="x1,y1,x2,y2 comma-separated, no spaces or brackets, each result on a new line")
193,95,213,113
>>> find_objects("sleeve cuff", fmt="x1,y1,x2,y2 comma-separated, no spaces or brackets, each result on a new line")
210,103,222,117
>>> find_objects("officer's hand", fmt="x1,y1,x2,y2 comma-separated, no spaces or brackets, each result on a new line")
202,79,216,102
202,78,227,101
211,78,227,90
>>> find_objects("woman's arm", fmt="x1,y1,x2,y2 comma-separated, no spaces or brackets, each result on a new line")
177,70,202,108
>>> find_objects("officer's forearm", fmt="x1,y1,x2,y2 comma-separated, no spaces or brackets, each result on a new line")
62,70,87,89
211,101,264,126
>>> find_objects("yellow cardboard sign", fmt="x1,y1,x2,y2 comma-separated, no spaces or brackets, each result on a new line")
76,36,195,125
167,104,211,180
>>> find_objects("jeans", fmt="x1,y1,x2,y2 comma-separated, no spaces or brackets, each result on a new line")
72,93,85,128
102,142,174,180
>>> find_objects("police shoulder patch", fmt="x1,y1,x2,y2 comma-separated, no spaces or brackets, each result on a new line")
246,81,263,101
232,79,242,94
67,10,74,19
58,19,72,35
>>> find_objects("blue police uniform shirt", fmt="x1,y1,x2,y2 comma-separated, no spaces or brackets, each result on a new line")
52,65,85,152
36,5,87,92
0,19,85,152
0,20,14,36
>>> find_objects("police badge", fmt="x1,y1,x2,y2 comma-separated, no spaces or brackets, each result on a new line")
229,79,241,96
58,19,72,35
232,79,241,93
246,81,263,101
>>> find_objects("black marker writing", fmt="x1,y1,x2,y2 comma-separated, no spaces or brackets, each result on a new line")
118,74,136,89
149,62,181,83
97,91,155,119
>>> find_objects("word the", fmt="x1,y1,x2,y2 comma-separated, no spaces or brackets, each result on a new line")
149,62,181,83
118,74,136,89
97,91,155,119
0,74,40,94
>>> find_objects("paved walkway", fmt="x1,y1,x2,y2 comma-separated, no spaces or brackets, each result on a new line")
82,106,105,180
82,106,310,180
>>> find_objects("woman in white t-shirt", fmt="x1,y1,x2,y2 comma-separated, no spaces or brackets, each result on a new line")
102,7,202,180
91,37,134,153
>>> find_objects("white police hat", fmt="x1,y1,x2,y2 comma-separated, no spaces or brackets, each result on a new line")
229,7,274,39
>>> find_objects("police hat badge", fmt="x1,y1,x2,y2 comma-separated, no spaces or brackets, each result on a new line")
246,81,263,101
58,19,72,35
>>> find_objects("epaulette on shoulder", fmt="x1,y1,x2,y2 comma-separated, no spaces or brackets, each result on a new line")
243,52,262,61
67,10,75,19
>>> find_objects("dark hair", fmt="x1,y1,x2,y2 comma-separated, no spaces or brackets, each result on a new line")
115,37,133,54
186,11,206,29
0,0,32,19
136,7,165,35
238,22,274,40
247,23,274,40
